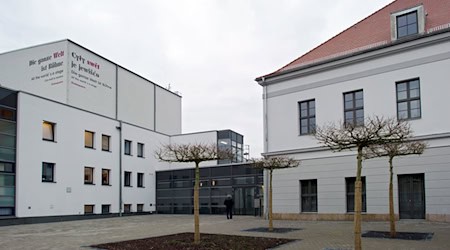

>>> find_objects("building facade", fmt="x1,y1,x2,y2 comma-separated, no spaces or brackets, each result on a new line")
256,0,450,222
0,40,246,220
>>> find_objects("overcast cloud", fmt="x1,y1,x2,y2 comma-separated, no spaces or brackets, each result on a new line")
0,0,393,157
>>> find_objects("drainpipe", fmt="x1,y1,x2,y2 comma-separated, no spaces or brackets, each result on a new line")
262,78,269,219
117,121,123,217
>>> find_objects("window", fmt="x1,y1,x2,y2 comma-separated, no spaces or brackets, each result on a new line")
397,79,421,120
102,204,110,214
137,143,144,158
42,162,55,182
124,140,132,155
137,204,144,212
84,204,94,214
301,179,317,212
137,173,144,187
102,169,110,185
124,171,132,187
343,90,364,126
299,99,316,135
346,177,367,213
102,135,110,151
396,11,418,38
84,167,94,184
85,131,94,148
124,204,131,213
42,121,55,141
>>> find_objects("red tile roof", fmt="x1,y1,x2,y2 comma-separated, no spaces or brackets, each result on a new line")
261,0,450,79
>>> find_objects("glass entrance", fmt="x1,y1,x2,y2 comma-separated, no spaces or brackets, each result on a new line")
233,187,255,215
398,174,425,219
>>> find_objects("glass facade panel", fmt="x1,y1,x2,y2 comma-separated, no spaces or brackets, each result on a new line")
0,120,16,135
233,176,255,185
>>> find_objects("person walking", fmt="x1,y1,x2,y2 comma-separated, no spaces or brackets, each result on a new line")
224,194,234,219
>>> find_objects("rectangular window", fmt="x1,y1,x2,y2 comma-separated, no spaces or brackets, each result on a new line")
137,143,144,158
84,130,95,149
42,162,55,182
124,204,131,213
84,204,94,214
397,11,418,38
346,177,367,213
84,167,94,184
102,169,110,185
299,99,316,135
343,90,364,126
124,171,132,187
396,79,421,120
102,204,110,214
124,140,132,155
42,121,55,141
137,173,144,187
301,179,317,212
137,204,144,212
102,134,110,151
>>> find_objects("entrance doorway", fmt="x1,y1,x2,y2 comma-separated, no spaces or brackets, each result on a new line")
398,174,425,219
233,187,256,215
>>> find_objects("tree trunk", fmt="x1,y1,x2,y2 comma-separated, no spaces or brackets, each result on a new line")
389,156,396,238
354,147,363,250
194,162,200,244
268,169,273,232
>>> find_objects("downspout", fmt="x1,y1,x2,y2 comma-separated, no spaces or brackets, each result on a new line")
118,121,123,217
262,77,269,219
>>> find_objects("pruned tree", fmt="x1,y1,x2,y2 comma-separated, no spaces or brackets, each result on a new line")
314,116,410,250
364,140,426,238
251,156,300,232
155,143,233,244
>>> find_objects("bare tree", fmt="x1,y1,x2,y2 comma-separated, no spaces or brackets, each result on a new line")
251,156,300,231
314,116,410,250
364,140,426,237
155,143,233,244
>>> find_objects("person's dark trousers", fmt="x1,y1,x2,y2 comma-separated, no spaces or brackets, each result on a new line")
226,208,233,219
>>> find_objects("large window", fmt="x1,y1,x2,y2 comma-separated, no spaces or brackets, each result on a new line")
396,11,418,38
102,169,110,185
137,143,144,158
84,167,94,184
124,140,132,155
102,135,110,151
301,179,317,212
124,171,132,187
396,79,421,120
42,162,55,182
343,90,364,126
346,177,367,213
42,121,55,141
84,130,95,149
137,172,144,187
299,99,316,135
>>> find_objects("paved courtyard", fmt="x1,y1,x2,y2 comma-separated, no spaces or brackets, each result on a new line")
0,214,449,249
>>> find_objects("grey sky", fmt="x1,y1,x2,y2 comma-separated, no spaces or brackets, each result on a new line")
0,0,393,157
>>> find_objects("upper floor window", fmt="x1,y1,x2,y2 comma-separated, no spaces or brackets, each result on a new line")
102,169,110,185
42,121,55,141
396,11,418,38
84,167,94,184
102,135,110,151
85,131,95,149
124,140,132,155
344,90,364,126
396,79,421,120
299,99,316,135
42,162,55,182
137,172,144,187
124,171,132,187
137,143,144,158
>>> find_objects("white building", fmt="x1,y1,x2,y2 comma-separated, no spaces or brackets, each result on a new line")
256,0,450,222
0,39,244,220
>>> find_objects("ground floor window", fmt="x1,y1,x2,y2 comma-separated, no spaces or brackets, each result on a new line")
346,177,366,212
84,205,94,214
300,179,317,212
124,204,131,213
102,204,110,214
137,204,144,212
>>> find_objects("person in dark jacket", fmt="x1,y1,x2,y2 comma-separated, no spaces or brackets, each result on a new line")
224,194,234,219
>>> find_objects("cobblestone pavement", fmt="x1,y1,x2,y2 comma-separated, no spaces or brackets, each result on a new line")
0,215,449,249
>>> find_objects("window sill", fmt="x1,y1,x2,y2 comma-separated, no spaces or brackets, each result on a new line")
102,184,112,186
42,139,57,143
84,183,95,185
125,154,133,156
138,156,145,158
137,186,145,188
85,146,96,150
300,212,318,213
42,180,56,183
102,149,112,153
124,185,133,188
